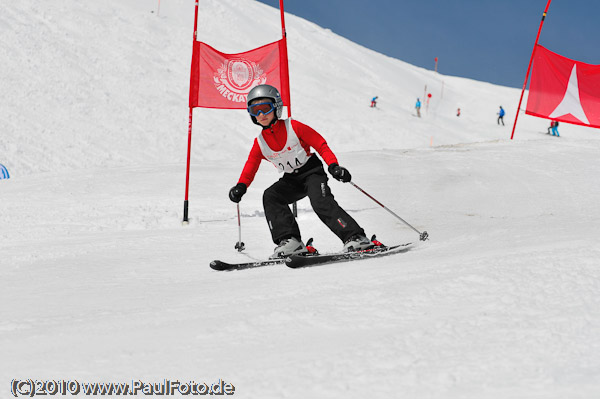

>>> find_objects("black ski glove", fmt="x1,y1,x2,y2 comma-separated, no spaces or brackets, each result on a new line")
229,183,247,203
328,163,352,183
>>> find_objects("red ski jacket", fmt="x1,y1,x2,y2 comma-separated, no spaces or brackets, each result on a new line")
238,119,338,187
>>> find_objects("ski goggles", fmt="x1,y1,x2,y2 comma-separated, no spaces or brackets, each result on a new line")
247,102,275,117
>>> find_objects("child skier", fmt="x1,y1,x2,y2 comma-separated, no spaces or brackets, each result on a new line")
228,84,372,259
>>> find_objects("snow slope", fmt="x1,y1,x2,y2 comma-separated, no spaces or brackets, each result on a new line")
1,0,600,398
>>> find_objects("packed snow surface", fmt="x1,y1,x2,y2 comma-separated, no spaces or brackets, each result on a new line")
1,0,599,398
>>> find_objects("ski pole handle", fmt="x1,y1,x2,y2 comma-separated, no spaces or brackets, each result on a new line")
350,181,429,241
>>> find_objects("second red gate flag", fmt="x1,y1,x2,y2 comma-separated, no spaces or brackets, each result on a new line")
526,45,600,128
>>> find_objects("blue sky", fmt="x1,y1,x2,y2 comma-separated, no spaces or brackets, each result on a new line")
256,0,600,88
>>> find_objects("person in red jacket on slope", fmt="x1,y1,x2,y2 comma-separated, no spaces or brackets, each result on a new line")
228,84,372,259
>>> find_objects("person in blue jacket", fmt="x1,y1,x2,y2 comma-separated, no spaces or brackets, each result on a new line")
371,96,378,107
415,98,421,117
497,106,505,125
551,120,560,137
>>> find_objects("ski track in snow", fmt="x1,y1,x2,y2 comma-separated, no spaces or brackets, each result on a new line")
2,0,600,398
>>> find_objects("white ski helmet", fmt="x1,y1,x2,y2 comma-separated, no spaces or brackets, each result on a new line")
247,84,284,125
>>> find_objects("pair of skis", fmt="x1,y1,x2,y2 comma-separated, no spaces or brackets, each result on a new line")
209,240,413,271
210,182,427,271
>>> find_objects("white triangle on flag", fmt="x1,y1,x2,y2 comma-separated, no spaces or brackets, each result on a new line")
549,64,590,124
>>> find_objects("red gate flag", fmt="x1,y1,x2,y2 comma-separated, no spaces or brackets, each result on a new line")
526,45,600,128
189,39,290,109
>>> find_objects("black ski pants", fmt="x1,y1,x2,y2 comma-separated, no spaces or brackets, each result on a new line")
263,157,364,244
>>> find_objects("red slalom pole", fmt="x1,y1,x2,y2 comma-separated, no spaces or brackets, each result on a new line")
183,1,200,224
279,0,298,217
183,108,193,223
511,0,553,140
279,0,291,117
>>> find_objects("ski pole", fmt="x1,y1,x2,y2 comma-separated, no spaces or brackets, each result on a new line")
234,203,245,251
350,181,429,241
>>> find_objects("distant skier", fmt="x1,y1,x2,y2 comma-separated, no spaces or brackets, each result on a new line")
371,96,378,108
415,98,421,117
550,120,560,137
228,84,373,259
497,106,505,125
457,108,461,117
